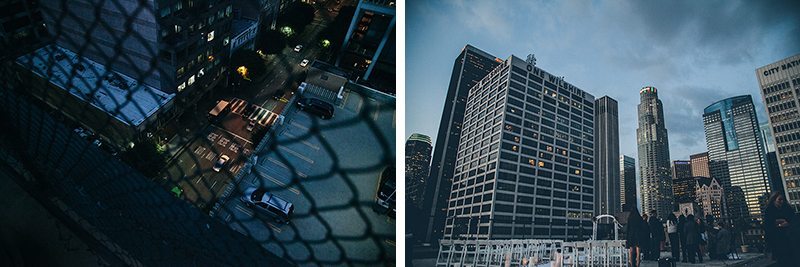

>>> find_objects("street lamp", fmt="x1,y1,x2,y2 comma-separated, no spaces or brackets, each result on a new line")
281,26,294,37
321,39,330,48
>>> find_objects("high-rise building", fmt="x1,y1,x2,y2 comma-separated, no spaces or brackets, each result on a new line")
594,96,619,218
443,54,596,241
636,86,674,219
757,54,800,211
703,95,771,224
620,155,637,212
690,152,710,177
672,160,695,205
760,122,785,192
695,177,724,220
14,0,233,146
0,0,48,58
422,45,500,243
337,0,395,93
406,133,433,209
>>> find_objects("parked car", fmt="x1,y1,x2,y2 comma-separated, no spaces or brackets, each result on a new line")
213,155,230,172
294,45,303,52
299,59,309,67
246,120,256,132
241,187,294,224
373,165,395,217
296,97,334,119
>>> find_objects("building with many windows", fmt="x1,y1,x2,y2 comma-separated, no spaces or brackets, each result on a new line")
594,96,619,218
620,155,637,211
422,45,500,244
695,177,724,220
337,0,395,93
690,152,710,177
757,54,800,211
703,95,771,225
443,55,596,241
637,86,674,219
672,160,695,205
406,133,433,209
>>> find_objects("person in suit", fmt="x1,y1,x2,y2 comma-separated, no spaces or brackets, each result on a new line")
683,214,702,264
626,207,649,267
647,210,665,260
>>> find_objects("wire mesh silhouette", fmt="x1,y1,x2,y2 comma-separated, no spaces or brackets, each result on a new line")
0,0,395,266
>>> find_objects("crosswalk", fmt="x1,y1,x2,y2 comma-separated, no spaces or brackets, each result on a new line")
228,98,282,126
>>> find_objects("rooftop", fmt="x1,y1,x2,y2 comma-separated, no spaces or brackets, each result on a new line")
16,45,174,127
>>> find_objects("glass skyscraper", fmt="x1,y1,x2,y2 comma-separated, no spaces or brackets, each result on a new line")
703,95,771,224
594,96,619,217
444,55,596,240
406,133,433,209
423,45,500,243
620,155,637,211
757,54,800,211
636,86,673,219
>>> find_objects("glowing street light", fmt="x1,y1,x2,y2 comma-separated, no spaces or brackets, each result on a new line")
321,39,331,48
237,66,251,81
281,26,294,37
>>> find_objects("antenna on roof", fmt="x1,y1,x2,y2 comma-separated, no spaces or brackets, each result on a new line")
526,54,536,66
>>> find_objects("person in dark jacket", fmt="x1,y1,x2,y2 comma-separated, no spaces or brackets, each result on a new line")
764,191,799,266
626,207,648,267
678,214,687,262
714,222,732,260
647,210,665,260
641,213,651,260
666,213,680,261
683,214,703,263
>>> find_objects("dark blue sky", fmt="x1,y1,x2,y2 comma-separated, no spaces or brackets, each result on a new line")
406,0,800,161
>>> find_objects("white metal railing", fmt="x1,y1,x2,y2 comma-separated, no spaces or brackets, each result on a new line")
436,239,627,267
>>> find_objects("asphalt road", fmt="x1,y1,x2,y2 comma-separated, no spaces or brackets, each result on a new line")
216,89,396,266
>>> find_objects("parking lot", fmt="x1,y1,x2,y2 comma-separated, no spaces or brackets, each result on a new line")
215,89,396,265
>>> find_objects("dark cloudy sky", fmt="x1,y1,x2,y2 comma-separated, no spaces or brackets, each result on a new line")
406,0,800,162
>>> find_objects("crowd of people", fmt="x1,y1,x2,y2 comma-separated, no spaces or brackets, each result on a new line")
625,208,734,266
624,191,800,267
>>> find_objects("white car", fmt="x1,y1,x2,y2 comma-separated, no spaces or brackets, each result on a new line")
299,59,310,67
294,45,303,52
213,155,230,172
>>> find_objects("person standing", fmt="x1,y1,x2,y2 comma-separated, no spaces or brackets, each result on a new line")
641,213,652,260
666,213,680,261
647,210,665,260
684,214,702,264
764,191,799,266
714,222,731,260
626,208,648,267
678,214,687,262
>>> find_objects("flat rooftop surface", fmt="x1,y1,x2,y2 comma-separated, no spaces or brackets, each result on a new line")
16,45,174,127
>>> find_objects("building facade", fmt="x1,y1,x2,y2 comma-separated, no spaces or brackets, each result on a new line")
636,86,674,219
757,54,800,211
406,133,433,209
690,152,710,177
695,177,724,220
0,0,48,59
703,95,771,224
443,55,596,241
672,160,695,205
594,96,619,218
620,155,637,212
337,0,395,93
422,45,500,243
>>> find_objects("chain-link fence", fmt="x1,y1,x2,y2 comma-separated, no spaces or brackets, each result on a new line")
0,0,395,265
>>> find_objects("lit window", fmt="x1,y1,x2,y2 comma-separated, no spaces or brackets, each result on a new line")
528,159,536,166
574,170,581,175
207,30,214,41
177,82,186,92
198,68,205,77
188,75,196,85
174,25,181,33
538,161,545,167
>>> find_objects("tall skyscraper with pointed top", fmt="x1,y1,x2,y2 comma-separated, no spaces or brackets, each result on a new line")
636,86,674,219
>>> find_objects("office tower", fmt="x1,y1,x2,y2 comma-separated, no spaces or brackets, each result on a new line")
636,86,674,219
594,96,619,217
443,54,596,240
15,0,233,146
406,133,433,209
422,45,499,243
690,152,710,177
620,155,637,211
672,160,695,205
767,152,785,193
703,95,771,224
0,0,48,58
757,54,800,211
695,177,724,220
337,0,395,93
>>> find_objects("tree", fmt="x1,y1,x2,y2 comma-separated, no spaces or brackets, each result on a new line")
121,138,167,178
230,49,266,80
255,29,287,55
